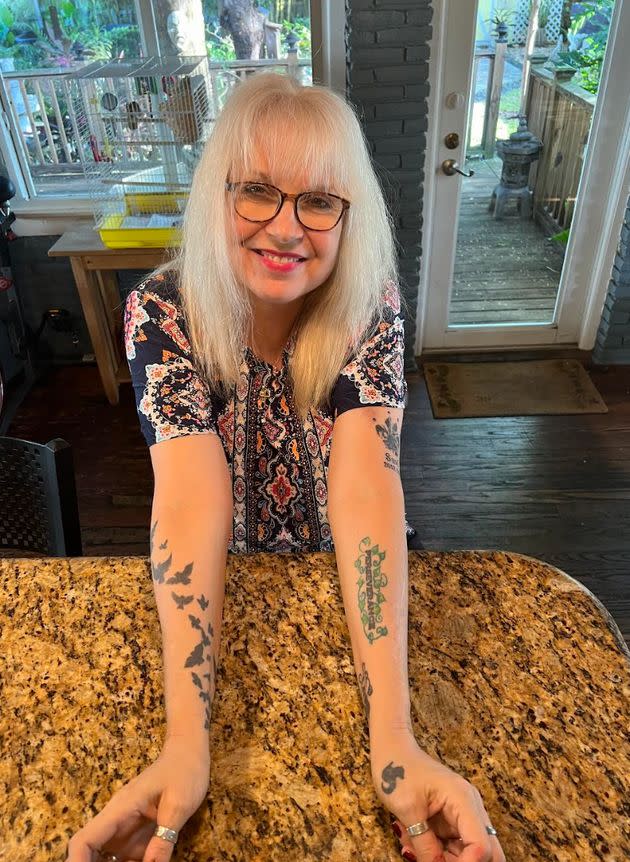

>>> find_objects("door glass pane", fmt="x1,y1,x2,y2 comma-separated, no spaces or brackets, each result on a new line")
449,0,616,327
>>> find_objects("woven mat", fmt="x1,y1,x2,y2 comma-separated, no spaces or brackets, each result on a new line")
423,359,608,419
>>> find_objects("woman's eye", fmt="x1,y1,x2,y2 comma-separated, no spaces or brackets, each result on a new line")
305,195,333,210
242,183,274,196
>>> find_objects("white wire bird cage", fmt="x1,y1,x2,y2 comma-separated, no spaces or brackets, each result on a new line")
69,56,213,248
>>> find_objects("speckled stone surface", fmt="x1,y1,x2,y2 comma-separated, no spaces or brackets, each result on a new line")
1,551,629,862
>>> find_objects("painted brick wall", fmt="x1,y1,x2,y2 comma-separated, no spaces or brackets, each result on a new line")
592,195,630,364
346,0,433,373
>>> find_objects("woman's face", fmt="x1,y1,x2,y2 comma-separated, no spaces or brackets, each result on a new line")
227,150,345,315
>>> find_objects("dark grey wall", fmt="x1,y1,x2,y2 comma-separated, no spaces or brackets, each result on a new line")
8,235,90,361
346,0,432,373
593,195,630,364
6,236,146,362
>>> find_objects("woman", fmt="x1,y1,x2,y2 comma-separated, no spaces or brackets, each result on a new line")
66,72,505,862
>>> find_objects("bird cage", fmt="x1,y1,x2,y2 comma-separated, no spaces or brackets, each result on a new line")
69,56,213,248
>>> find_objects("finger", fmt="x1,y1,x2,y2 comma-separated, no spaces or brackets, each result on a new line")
427,811,462,841
446,787,494,862
443,836,465,857
141,791,190,862
471,792,505,862
406,824,446,862
65,805,127,862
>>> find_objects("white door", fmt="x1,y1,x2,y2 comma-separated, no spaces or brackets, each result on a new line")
420,0,630,352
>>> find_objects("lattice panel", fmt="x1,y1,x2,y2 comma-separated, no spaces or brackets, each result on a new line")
514,0,533,44
513,0,564,45
0,443,53,552
545,0,564,44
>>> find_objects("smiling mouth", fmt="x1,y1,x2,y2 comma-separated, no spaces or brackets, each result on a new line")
251,249,307,263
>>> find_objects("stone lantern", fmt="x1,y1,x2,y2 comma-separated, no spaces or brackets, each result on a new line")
489,116,543,220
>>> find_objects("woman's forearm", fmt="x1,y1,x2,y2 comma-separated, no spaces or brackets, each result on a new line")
149,501,231,750
328,482,413,737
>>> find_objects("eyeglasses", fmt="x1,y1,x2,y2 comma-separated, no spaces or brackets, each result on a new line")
225,181,350,231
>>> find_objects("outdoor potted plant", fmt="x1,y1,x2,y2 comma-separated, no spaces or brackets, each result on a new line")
535,0,551,47
490,6,513,43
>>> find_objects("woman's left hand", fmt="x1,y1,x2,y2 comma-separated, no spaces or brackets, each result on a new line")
369,727,506,862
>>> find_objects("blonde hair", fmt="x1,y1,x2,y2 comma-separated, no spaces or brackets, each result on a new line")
153,71,405,422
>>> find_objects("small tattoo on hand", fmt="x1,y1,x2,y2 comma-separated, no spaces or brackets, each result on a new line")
381,760,405,795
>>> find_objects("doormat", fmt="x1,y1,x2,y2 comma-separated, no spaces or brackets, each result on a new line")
423,359,608,419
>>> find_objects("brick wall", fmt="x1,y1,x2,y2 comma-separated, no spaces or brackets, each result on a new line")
346,0,433,373
592,195,630,364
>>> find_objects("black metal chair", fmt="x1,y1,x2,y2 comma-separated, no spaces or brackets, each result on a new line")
0,436,82,556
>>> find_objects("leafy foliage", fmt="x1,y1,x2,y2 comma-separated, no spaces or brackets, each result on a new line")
566,0,613,94
281,16,310,58
0,0,140,68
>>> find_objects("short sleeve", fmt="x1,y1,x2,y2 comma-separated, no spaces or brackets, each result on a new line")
331,280,408,418
123,275,218,447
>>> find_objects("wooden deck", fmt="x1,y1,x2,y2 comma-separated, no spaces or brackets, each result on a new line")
450,156,565,326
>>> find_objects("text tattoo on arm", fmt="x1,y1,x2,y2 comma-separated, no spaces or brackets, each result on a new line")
150,520,216,731
354,536,389,644
374,414,400,473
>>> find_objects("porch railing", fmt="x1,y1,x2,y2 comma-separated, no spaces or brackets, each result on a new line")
0,56,311,199
526,66,595,234
467,40,508,158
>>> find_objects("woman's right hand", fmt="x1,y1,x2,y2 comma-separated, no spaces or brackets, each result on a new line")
65,736,210,862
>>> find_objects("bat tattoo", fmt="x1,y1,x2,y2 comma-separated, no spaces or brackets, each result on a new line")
150,520,216,730
357,662,373,721
374,414,400,473
354,536,389,644
381,761,405,795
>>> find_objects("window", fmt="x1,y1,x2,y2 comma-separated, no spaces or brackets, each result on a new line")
0,2,343,211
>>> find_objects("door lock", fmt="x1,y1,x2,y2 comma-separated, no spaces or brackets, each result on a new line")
442,159,475,178
444,132,460,149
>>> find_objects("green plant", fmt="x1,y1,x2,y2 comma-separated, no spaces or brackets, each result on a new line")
491,6,513,27
0,0,140,69
0,5,16,47
281,16,310,57
567,0,613,95
551,228,569,245
537,0,552,29
206,18,236,61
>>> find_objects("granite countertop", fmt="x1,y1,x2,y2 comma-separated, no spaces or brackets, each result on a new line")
1,551,629,862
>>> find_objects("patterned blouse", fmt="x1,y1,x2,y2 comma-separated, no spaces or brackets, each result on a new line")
124,272,412,554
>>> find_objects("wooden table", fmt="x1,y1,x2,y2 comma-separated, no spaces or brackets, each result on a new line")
1,550,629,861
48,228,169,405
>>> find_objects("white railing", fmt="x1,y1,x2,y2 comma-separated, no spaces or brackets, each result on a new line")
0,56,312,199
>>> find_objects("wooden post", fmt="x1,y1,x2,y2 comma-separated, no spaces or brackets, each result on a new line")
287,48,302,84
520,0,541,115
484,40,506,156
263,21,282,59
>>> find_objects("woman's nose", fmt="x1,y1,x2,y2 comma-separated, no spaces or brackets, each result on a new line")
266,197,303,241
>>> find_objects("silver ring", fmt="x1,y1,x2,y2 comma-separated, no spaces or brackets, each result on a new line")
406,820,430,837
98,854,118,862
486,825,498,836
154,824,179,844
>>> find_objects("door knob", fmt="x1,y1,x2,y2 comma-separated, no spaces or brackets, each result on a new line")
442,159,475,177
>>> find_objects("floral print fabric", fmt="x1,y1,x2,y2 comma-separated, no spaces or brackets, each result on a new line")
124,272,409,554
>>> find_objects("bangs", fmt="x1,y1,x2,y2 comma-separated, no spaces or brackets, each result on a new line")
231,97,352,197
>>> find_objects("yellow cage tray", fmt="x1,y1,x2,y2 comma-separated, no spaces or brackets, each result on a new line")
98,191,187,249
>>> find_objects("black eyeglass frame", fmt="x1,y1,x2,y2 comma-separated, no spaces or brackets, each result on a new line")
225,181,350,231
